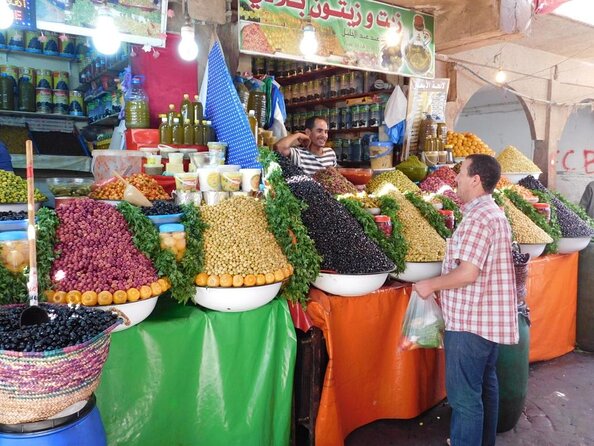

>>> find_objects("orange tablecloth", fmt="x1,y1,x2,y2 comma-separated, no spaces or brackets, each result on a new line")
525,253,578,363
306,282,446,446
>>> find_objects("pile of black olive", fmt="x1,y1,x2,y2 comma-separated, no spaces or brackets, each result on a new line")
141,200,183,216
0,305,120,352
0,211,27,221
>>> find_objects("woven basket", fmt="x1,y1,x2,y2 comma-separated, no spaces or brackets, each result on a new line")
0,313,119,425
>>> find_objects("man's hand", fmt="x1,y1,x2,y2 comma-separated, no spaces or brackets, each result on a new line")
413,280,434,299
274,132,310,156
294,133,311,148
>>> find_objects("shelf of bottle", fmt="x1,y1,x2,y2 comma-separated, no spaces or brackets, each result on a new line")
88,113,120,127
0,109,88,121
285,89,394,110
76,59,129,93
0,48,79,62
275,66,344,85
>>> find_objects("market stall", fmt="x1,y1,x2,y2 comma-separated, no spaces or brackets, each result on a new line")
96,298,296,446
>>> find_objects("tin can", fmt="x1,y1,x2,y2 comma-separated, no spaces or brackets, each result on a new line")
0,65,18,90
75,37,90,61
36,88,53,113
25,31,42,53
53,90,68,114
43,32,60,56
59,35,76,58
36,69,52,89
0,31,6,49
53,71,69,91
69,90,84,116
7,30,24,51
19,67,36,86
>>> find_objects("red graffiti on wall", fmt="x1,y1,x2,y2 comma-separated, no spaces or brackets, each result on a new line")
557,149,594,173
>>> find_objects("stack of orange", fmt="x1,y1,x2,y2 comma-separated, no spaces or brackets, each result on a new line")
447,131,495,158
44,277,170,306
194,265,293,288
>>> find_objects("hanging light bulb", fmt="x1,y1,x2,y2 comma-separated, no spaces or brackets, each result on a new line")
178,1,198,62
384,24,402,48
92,5,121,55
495,69,507,84
0,0,14,30
300,23,318,57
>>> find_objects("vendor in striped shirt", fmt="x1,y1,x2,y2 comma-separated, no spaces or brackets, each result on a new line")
274,116,337,175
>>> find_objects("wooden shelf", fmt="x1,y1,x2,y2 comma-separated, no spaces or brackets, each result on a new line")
275,66,344,85
0,48,78,62
286,89,394,110
0,109,88,122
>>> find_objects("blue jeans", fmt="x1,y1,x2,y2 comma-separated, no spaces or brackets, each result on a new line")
445,331,499,446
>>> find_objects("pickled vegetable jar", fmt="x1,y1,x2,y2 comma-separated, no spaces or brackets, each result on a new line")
159,223,186,261
0,231,29,273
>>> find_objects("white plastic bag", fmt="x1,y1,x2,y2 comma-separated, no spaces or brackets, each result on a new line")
400,291,445,351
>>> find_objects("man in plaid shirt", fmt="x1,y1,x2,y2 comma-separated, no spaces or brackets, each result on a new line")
415,154,518,446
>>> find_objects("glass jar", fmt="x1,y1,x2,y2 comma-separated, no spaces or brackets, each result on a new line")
369,103,381,127
533,203,551,222
332,139,343,161
0,231,29,273
340,73,350,95
350,105,360,128
329,108,339,130
159,223,186,261
350,138,362,162
341,139,351,161
374,215,392,237
439,210,455,231
359,104,370,128
340,106,351,129
329,75,339,98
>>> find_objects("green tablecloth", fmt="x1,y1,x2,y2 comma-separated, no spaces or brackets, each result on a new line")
96,298,296,446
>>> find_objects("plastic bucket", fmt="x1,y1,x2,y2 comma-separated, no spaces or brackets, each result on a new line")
91,150,145,183
0,395,107,446
240,168,261,192
197,167,221,191
369,142,393,170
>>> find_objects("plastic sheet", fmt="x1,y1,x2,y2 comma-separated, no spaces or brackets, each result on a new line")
96,298,296,446
306,283,446,446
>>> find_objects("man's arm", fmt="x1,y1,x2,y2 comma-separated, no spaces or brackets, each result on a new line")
413,260,480,298
273,133,309,157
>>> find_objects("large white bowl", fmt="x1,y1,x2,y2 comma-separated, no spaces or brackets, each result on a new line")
313,272,389,296
391,261,443,283
518,243,546,259
557,237,592,254
193,282,282,312
96,296,159,332
0,202,42,212
501,172,541,184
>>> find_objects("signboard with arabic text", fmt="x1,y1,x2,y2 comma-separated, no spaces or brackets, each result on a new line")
239,0,435,78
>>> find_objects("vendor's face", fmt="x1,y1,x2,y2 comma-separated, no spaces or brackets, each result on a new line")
305,119,329,150
455,158,479,204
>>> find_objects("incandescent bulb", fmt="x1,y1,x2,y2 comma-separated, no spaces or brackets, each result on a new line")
495,69,507,84
0,0,14,30
178,25,198,61
92,8,121,55
384,26,402,47
300,24,318,57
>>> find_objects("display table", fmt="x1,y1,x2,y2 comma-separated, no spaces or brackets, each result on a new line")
525,252,578,363
96,298,296,446
306,283,446,446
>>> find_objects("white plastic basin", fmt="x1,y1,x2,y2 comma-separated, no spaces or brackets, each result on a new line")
557,237,592,254
313,272,389,296
193,282,282,312
518,243,546,259
96,296,159,332
391,261,443,283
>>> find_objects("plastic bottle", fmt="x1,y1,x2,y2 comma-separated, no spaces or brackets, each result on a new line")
171,117,183,144
18,78,35,112
234,75,250,112
248,109,258,142
124,75,150,128
183,118,194,145
166,103,176,126
159,116,172,144
0,73,14,110
193,94,203,124
193,119,204,145
180,93,192,125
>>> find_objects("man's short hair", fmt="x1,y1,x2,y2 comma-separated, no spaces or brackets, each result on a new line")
466,154,501,193
305,116,327,131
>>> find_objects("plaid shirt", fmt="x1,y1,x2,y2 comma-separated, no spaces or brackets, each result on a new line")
441,195,519,344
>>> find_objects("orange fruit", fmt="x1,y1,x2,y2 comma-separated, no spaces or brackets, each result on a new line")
282,266,291,278
232,274,244,287
220,274,233,287
150,282,162,296
81,291,98,306
139,285,152,299
113,290,127,304
127,288,140,302
265,272,275,284
98,291,113,306
195,272,208,287
207,275,220,287
157,278,169,292
274,269,285,282
66,290,82,304
44,290,55,302
256,274,266,286
244,274,256,287
53,291,67,303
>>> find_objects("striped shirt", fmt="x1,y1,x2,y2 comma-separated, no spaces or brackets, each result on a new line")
290,147,337,175
441,195,519,345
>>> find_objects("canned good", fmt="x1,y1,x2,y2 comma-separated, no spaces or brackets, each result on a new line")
43,32,60,56
59,35,76,58
0,31,6,49
36,69,52,89
25,31,42,53
53,71,69,91
19,67,35,86
36,88,53,113
53,89,68,114
0,65,18,90
69,90,84,116
7,29,24,51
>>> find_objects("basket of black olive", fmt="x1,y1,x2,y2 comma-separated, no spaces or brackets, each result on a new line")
46,178,93,197
0,304,121,424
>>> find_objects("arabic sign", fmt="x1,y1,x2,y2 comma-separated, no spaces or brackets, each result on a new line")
35,0,168,48
7,0,36,30
239,0,435,78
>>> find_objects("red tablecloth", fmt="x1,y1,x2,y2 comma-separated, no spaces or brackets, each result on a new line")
525,253,578,363
306,282,446,446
